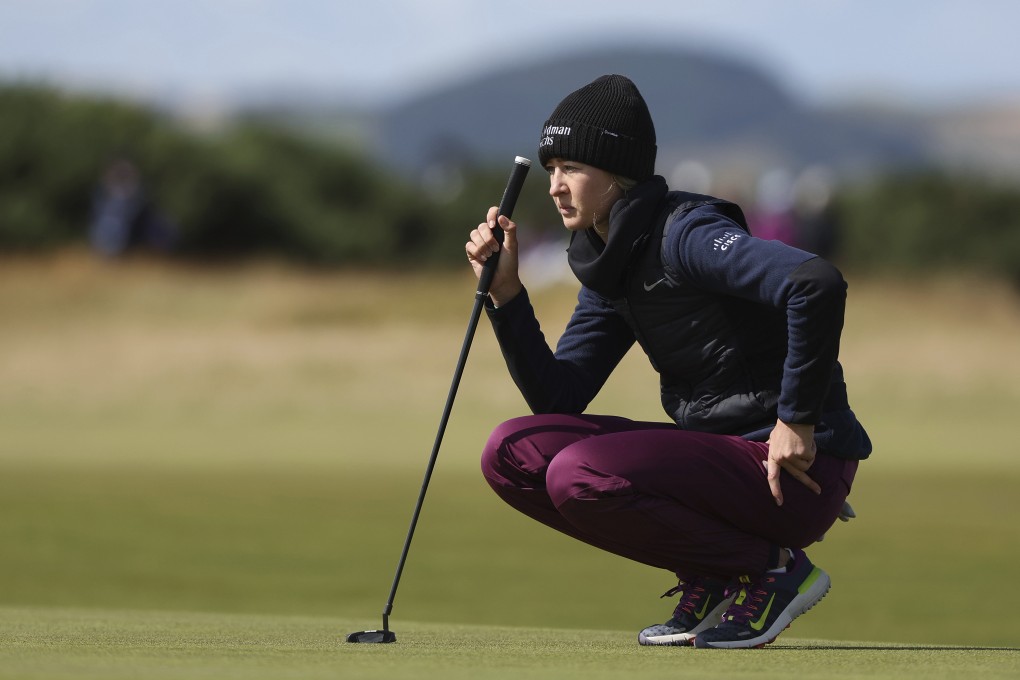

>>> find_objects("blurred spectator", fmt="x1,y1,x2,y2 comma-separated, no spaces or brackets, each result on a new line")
791,166,840,260
669,159,713,195
519,231,573,290
89,157,177,257
746,167,800,248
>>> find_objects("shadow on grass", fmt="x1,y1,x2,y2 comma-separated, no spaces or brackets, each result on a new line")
772,644,1019,652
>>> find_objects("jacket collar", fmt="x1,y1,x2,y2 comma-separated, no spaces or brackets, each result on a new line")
567,175,669,298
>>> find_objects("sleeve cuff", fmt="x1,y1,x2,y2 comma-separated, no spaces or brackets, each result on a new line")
485,286,529,315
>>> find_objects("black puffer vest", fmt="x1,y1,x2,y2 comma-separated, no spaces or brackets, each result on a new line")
611,192,788,434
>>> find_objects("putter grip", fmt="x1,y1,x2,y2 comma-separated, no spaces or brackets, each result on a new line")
476,156,531,297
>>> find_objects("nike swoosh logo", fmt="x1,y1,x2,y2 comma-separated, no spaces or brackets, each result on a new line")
749,594,776,631
643,277,668,292
694,595,712,620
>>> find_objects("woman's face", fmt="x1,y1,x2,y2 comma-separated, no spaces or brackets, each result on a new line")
545,158,622,235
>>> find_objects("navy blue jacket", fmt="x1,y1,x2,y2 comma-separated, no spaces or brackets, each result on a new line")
486,178,871,460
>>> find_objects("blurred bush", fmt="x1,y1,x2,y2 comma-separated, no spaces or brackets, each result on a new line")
0,85,162,248
0,83,518,266
3,82,1020,282
837,172,1020,284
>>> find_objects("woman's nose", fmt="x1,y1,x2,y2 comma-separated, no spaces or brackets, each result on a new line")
549,173,565,196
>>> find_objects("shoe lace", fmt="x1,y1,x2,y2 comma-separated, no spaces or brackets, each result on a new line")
660,581,710,618
723,575,776,624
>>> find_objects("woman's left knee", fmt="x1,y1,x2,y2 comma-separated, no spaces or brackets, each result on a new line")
546,447,630,509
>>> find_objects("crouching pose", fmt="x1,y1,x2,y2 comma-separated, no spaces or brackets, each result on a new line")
465,75,871,648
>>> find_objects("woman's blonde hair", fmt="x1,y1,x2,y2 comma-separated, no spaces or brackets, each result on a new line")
613,175,639,194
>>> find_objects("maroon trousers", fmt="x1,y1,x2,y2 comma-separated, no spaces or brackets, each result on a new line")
480,414,857,578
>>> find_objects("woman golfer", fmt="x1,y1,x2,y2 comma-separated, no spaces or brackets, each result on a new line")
465,74,871,649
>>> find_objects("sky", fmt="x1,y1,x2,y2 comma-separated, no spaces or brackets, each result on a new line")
2,0,1019,110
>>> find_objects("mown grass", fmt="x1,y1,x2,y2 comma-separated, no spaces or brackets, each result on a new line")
1,252,1019,676
2,607,1017,680
0,463,1017,647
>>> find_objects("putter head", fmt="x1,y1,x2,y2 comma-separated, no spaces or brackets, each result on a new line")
346,629,397,643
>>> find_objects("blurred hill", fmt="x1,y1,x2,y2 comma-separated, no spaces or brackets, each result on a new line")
241,45,1020,186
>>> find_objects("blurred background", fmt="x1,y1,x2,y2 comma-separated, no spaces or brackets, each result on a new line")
3,0,1020,273
1,0,1019,649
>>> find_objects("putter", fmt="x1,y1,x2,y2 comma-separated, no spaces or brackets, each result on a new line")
347,156,531,643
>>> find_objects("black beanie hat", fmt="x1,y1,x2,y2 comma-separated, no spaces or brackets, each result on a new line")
538,74,657,181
